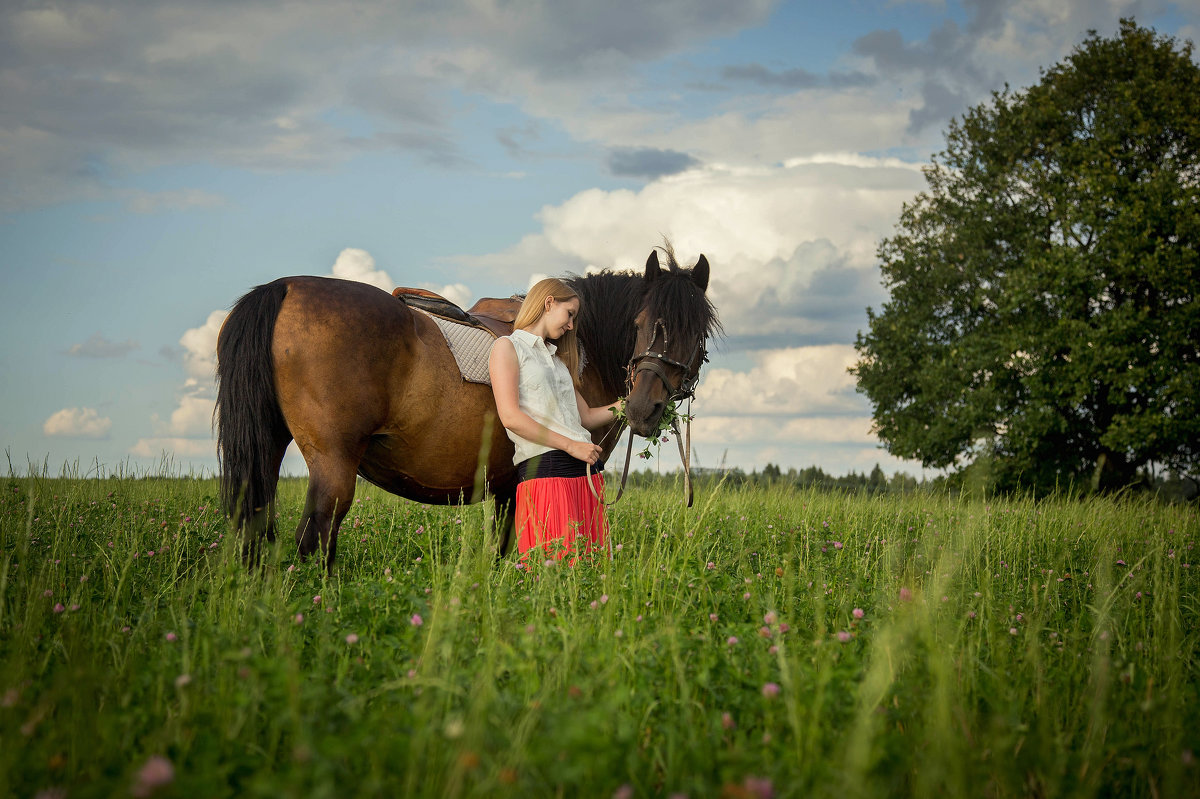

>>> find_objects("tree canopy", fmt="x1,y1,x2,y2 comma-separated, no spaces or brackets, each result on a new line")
852,20,1200,492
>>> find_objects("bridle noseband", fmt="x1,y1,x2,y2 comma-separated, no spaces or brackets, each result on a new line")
626,318,707,402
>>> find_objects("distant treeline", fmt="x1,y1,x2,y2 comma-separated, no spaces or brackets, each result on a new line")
625,462,1199,502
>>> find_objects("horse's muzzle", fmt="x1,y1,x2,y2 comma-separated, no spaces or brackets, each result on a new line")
623,394,665,438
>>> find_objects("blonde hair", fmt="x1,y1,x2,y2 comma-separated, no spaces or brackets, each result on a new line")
514,277,583,387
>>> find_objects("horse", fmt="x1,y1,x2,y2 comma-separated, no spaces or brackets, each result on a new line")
214,245,720,569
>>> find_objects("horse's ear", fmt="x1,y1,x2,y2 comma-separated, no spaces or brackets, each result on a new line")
644,250,661,282
692,255,710,291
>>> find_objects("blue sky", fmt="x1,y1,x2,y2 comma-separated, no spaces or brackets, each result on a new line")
2,0,1198,479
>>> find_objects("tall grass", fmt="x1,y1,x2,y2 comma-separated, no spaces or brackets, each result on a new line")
1,471,1196,798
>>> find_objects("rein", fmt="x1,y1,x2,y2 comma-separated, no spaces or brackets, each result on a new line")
588,318,706,508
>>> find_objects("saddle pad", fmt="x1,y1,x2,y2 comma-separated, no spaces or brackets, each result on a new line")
417,308,495,385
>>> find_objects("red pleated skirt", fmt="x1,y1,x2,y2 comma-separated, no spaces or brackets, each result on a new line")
515,473,608,562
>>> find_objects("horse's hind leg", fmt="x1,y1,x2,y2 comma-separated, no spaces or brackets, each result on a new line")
295,448,364,570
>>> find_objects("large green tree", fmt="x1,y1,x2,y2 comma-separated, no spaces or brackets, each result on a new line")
853,21,1200,492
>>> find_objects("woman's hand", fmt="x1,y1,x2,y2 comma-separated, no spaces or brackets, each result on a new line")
566,439,604,465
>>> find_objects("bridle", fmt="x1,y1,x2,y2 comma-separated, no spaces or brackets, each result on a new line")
588,317,708,510
625,318,707,402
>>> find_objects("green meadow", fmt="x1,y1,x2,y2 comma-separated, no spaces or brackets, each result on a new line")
1,472,1197,798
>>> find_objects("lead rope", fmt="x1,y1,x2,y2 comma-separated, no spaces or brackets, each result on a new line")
672,397,694,507
588,404,694,509
587,421,635,507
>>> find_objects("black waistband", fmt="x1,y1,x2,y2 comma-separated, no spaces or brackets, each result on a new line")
516,449,605,482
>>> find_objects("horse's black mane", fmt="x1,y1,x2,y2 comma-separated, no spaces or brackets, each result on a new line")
569,245,721,396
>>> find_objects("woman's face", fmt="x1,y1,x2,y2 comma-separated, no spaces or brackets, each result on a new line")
544,296,580,339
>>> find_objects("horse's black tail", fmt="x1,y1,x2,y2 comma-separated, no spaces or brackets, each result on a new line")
215,279,291,534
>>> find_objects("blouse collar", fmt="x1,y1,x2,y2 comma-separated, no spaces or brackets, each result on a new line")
513,326,557,356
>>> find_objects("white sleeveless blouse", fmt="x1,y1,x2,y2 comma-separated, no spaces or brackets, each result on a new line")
498,328,591,466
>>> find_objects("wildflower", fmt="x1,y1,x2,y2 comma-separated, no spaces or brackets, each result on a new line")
69,604,79,611
743,776,775,799
742,592,751,600
709,613,718,622
43,590,52,598
615,543,623,552
1009,627,1018,635
706,561,715,570
833,541,843,550
763,611,777,625
166,632,177,642
759,626,773,638
614,784,634,799
614,629,623,638
287,564,296,573
836,631,852,643
727,636,739,646
899,587,913,602
852,608,864,619
721,712,735,730
53,603,65,614
174,674,191,688
589,600,598,609
294,614,304,624
968,611,976,619
600,594,609,604
761,682,780,698
80,575,88,583
131,755,174,798
345,633,359,645
410,614,423,627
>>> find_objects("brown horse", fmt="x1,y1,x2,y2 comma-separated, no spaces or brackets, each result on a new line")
215,245,719,568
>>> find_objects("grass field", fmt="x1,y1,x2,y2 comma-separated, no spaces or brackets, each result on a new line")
1,471,1197,798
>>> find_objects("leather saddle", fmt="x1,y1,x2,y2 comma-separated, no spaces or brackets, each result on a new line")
392,287,522,338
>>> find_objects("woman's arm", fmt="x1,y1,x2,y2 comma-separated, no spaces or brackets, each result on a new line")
576,390,622,431
489,338,603,464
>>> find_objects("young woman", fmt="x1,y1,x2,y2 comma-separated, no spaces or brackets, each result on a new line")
488,278,621,562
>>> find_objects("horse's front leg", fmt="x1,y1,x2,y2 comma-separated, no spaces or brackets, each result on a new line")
296,448,363,570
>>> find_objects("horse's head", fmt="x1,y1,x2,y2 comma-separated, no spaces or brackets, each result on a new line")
623,248,719,437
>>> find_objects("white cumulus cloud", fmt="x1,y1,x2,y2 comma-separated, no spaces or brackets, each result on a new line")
180,309,227,381
697,345,862,417
330,248,395,293
43,407,112,438
129,437,216,459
